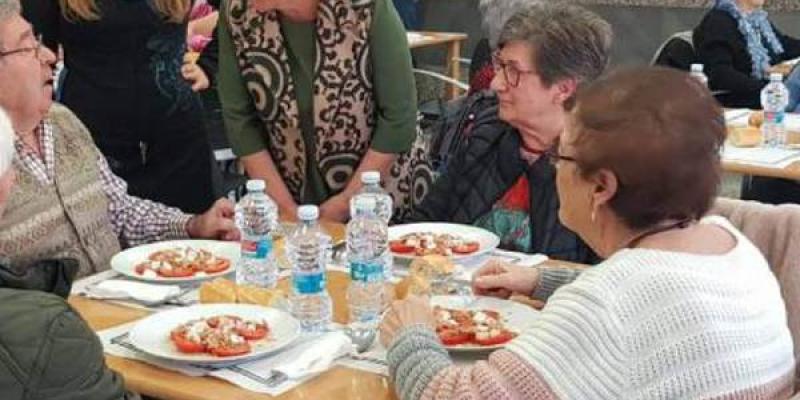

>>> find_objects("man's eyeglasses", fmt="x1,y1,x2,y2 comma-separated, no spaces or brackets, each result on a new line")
492,51,535,88
0,35,43,59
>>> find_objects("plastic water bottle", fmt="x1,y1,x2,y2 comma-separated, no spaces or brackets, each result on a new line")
235,180,279,288
288,205,333,334
690,63,708,87
350,171,393,223
346,197,391,333
761,73,790,148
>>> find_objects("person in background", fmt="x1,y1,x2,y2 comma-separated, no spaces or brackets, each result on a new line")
695,0,800,206
218,0,432,222
23,0,220,214
694,0,800,110
381,66,794,400
0,107,130,400
411,3,609,265
0,1,238,278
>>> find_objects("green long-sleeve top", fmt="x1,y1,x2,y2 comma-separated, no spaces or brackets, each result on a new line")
217,0,418,204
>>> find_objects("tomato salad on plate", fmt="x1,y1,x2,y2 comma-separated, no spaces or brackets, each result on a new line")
169,315,270,357
135,247,231,278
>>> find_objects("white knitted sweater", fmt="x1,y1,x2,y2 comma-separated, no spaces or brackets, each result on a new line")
508,216,795,398
389,216,796,400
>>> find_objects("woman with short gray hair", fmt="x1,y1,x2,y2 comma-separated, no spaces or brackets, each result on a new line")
412,2,609,263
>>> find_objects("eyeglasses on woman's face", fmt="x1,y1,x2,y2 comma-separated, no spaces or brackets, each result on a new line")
491,51,536,88
545,147,578,167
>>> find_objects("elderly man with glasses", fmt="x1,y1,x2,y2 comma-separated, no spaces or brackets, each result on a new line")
410,3,610,284
0,0,239,278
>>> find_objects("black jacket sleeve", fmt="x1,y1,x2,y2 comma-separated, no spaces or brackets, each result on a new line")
694,10,767,108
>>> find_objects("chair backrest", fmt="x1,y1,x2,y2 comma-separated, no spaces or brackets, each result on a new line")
651,30,696,70
710,197,800,386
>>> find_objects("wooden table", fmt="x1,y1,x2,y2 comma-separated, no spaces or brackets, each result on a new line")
407,31,468,100
722,159,800,180
70,222,578,400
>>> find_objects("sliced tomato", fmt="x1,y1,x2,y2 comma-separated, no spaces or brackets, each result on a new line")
236,323,269,340
209,342,251,357
452,242,480,254
206,315,241,329
134,263,148,275
204,259,231,274
390,240,415,254
438,329,472,346
157,264,195,278
170,331,206,353
473,330,516,347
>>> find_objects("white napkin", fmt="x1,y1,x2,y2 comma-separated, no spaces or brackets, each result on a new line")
88,280,181,304
271,331,354,379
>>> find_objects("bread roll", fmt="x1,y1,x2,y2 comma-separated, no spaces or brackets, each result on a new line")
749,111,765,128
729,126,761,147
199,278,237,303
237,285,284,306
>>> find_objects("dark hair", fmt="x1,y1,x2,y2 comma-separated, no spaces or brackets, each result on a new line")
498,2,612,87
569,66,726,230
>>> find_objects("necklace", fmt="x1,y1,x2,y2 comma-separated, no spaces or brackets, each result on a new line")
620,218,694,250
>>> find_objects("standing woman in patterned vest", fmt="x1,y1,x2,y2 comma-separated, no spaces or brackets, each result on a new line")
23,0,220,214
217,0,432,222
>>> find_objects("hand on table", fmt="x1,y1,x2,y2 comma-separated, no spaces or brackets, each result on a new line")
379,295,436,348
472,259,540,299
319,193,350,223
187,198,240,241
181,62,210,92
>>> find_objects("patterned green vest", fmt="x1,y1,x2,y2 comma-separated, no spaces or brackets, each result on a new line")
0,104,121,278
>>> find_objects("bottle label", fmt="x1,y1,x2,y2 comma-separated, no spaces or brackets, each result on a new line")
241,238,272,260
294,272,326,294
350,261,384,283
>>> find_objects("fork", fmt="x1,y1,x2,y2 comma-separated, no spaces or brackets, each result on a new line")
263,370,289,388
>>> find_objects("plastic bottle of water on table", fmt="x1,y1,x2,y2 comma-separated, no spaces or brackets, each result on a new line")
288,205,333,334
761,72,790,148
347,197,391,333
350,171,393,223
235,179,279,288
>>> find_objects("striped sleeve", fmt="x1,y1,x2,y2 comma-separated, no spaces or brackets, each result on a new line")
531,267,583,301
387,326,560,400
506,274,628,399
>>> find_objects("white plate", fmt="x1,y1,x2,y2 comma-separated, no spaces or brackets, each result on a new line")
129,304,301,365
388,223,500,261
111,240,239,283
431,295,539,352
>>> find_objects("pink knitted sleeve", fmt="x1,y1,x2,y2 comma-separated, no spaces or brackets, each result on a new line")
419,349,558,400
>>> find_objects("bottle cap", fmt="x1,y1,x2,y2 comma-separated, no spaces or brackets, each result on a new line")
361,171,381,185
690,63,703,72
246,179,266,192
297,205,319,221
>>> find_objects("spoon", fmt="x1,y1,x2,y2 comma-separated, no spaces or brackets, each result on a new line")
344,326,377,353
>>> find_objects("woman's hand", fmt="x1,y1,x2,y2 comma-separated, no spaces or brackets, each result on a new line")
471,260,540,299
181,62,210,92
319,193,351,223
379,295,436,348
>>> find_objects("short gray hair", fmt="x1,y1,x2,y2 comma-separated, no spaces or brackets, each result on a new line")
0,0,21,51
498,2,613,87
479,0,534,48
0,107,15,176
0,0,19,22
